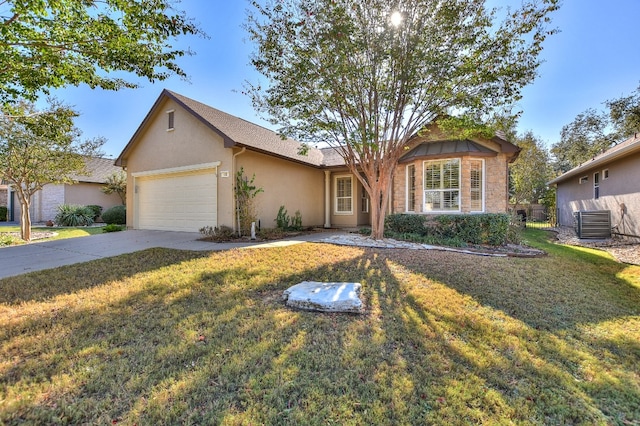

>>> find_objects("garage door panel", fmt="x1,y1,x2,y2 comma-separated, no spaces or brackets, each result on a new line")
137,170,217,232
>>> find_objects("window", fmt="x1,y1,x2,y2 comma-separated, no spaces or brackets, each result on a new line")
579,176,588,184
167,110,175,131
361,186,369,213
603,169,609,179
594,171,600,199
335,176,353,214
423,159,460,212
470,159,484,212
406,164,416,212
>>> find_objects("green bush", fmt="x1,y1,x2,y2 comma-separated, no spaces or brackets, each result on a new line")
102,224,124,233
385,213,511,246
101,205,126,225
384,214,429,235
0,206,7,222
275,205,290,230
55,204,94,226
86,205,103,221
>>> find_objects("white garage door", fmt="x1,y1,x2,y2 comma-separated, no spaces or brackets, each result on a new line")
136,169,217,232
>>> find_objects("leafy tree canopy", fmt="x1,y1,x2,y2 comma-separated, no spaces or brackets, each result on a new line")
0,0,204,101
246,0,559,238
0,99,103,240
552,84,640,172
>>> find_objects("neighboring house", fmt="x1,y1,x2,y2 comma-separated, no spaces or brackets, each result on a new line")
114,89,520,233
7,157,123,223
549,133,640,238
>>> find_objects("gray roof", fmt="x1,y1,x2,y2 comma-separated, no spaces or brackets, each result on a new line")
399,139,496,162
549,133,640,185
71,157,122,183
166,90,325,167
116,89,518,169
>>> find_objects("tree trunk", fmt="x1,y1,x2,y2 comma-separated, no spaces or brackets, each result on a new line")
368,172,393,240
19,195,32,242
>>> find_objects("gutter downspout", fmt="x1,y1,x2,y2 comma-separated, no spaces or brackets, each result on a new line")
232,147,246,235
324,170,331,228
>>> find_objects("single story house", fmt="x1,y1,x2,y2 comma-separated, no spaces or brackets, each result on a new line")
6,157,123,223
549,133,640,238
114,90,520,233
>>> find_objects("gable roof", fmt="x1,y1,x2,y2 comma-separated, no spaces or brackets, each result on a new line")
549,133,640,185
72,157,122,183
115,89,520,169
115,89,325,168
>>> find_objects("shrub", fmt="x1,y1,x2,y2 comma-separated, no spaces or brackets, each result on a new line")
275,205,290,230
55,204,94,226
275,206,303,231
101,205,126,225
385,213,511,246
385,214,429,235
199,225,235,242
86,205,103,221
0,206,7,221
102,224,124,233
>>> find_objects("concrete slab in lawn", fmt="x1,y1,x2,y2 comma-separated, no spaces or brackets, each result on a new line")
283,281,364,313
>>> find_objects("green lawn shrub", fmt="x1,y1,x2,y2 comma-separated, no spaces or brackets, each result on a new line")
0,206,7,221
55,204,95,226
101,205,126,225
384,213,513,246
86,205,103,221
102,224,124,233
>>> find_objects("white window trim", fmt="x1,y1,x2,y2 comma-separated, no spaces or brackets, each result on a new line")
579,176,588,184
406,164,416,212
470,158,485,213
603,169,609,179
594,171,600,199
334,174,353,215
422,158,461,213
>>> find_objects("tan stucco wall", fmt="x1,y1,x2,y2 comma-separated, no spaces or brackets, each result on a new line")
556,151,640,237
393,154,510,214
121,97,234,228
236,151,325,228
65,182,123,212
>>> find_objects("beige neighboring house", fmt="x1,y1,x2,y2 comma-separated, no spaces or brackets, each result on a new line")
6,157,123,223
114,89,520,233
549,133,640,238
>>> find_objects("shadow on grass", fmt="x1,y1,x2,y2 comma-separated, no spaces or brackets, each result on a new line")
0,243,638,424
0,248,210,305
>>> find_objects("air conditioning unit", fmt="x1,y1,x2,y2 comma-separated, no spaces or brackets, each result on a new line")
574,210,611,239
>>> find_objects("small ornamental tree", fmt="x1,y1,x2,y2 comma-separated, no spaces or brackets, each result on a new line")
246,0,559,239
101,171,127,205
235,167,263,236
0,99,103,241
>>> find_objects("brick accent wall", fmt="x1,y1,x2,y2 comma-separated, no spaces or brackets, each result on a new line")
0,188,7,206
393,154,510,214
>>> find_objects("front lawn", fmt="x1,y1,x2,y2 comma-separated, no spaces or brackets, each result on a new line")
1,229,638,424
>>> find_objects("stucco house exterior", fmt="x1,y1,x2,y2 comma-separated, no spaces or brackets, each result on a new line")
6,157,123,223
114,89,520,233
549,133,640,238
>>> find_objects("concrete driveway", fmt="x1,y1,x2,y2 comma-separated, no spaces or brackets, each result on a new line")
0,229,336,279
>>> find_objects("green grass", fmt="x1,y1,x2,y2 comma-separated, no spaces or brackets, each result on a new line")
0,226,105,245
0,229,638,425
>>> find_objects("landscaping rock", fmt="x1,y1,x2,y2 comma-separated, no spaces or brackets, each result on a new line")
283,281,364,313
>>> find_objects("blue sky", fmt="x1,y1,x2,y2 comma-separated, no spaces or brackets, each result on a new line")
50,0,640,158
